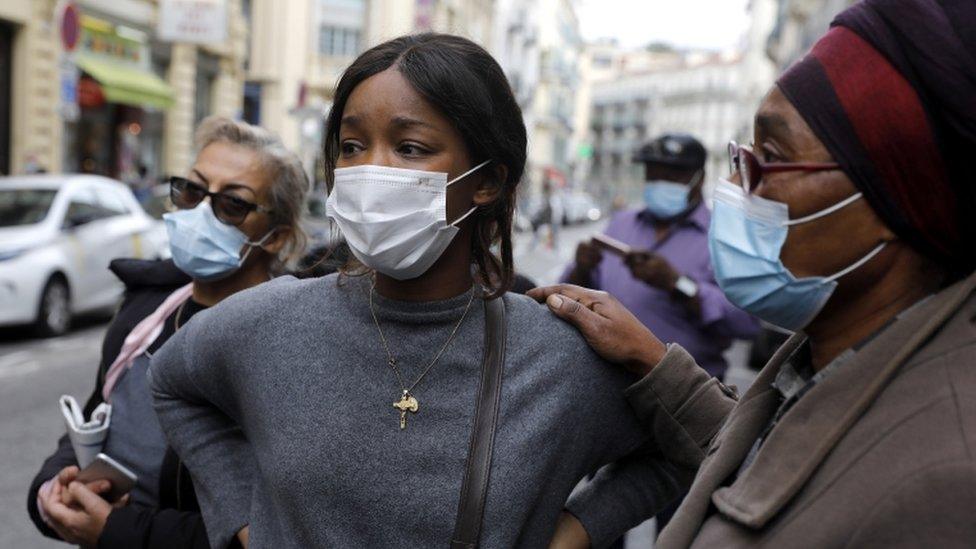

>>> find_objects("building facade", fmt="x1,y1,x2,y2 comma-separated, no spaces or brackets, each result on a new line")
737,0,779,140
0,0,247,180
588,51,745,205
493,0,581,196
766,0,856,70
245,0,494,180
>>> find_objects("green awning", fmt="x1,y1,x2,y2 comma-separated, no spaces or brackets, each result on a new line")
75,55,175,110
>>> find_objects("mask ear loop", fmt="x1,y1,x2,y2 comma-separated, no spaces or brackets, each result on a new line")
784,192,863,226
239,227,278,265
446,159,494,227
446,159,493,187
824,242,887,283
450,206,479,227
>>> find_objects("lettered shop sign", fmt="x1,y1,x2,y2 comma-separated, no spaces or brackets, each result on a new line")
157,0,228,45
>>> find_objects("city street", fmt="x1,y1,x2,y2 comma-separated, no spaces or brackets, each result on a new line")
0,220,606,548
0,320,108,549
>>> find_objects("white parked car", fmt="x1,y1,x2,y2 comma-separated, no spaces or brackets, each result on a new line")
0,175,168,336
560,192,603,225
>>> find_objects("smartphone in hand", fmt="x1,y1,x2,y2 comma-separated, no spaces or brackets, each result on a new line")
592,234,634,257
75,453,137,503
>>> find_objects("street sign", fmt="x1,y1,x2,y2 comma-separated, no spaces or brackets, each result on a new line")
157,0,228,45
60,63,81,122
59,56,80,122
59,2,80,53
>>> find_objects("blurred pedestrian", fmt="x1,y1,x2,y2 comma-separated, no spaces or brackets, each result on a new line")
563,133,758,381
149,33,709,549
536,0,976,546
132,164,154,204
27,116,308,549
530,178,560,250
563,133,758,540
24,153,47,174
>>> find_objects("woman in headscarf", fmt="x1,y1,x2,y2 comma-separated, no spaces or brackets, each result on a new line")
540,0,976,546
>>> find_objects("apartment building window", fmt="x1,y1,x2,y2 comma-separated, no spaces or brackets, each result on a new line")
243,81,262,125
195,52,220,126
319,25,360,57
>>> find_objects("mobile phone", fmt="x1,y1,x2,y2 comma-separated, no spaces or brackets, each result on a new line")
592,234,633,256
75,453,137,503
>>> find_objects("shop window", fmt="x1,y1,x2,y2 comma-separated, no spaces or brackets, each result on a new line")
195,52,220,125
243,81,262,125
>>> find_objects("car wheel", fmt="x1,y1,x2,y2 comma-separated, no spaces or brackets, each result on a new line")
35,277,71,337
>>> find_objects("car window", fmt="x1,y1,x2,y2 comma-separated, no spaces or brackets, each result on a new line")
97,188,132,216
64,188,108,227
0,189,57,227
142,192,173,220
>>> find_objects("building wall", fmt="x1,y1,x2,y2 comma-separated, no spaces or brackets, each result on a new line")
1,0,62,174
164,44,198,174
766,0,856,70
738,0,778,142
247,0,313,154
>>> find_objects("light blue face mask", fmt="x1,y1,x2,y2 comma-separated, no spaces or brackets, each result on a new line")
708,179,886,332
643,180,691,219
164,203,274,281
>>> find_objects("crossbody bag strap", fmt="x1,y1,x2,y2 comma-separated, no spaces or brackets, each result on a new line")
451,295,507,549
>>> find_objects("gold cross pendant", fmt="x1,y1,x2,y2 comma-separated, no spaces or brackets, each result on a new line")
392,390,419,430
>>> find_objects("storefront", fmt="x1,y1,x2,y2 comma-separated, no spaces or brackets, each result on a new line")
64,15,174,185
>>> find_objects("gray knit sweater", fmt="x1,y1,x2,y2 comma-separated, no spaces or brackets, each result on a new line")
149,274,684,548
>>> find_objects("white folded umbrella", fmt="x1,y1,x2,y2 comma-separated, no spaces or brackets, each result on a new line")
59,395,112,469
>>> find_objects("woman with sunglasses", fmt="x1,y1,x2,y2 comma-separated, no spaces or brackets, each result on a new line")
27,116,308,549
147,34,723,549
535,0,976,546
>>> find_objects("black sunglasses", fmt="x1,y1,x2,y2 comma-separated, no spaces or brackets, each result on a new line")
168,176,273,226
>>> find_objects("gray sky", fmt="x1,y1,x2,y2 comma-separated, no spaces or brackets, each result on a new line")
576,0,751,51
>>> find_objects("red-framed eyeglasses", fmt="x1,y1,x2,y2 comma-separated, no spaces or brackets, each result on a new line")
728,141,841,194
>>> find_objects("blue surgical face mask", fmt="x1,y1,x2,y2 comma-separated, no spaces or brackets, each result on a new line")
643,180,691,219
164,203,274,281
708,179,886,331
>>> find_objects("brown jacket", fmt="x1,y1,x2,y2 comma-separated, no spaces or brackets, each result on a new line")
628,271,976,548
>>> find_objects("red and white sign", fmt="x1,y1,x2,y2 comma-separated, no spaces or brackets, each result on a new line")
59,1,80,52
78,77,106,109
157,0,227,45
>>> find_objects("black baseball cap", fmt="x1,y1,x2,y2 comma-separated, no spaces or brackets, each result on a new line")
633,133,707,171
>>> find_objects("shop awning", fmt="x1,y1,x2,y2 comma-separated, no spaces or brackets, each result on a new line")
75,55,175,110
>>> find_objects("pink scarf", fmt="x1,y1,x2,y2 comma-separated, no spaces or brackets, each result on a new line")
101,283,193,401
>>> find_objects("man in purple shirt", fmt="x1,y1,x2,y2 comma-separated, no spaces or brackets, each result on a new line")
562,133,758,379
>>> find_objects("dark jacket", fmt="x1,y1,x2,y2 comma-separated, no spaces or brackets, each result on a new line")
26,259,224,549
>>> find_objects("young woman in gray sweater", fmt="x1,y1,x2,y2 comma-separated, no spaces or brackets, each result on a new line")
149,34,724,548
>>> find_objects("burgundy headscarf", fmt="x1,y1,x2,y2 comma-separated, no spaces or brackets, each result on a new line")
776,0,976,277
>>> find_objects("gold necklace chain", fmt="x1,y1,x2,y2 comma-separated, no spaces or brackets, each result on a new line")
368,284,477,429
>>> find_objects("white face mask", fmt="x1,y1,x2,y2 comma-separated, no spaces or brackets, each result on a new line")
326,160,491,280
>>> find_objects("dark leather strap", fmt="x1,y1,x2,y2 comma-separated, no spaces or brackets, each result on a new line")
451,296,507,549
